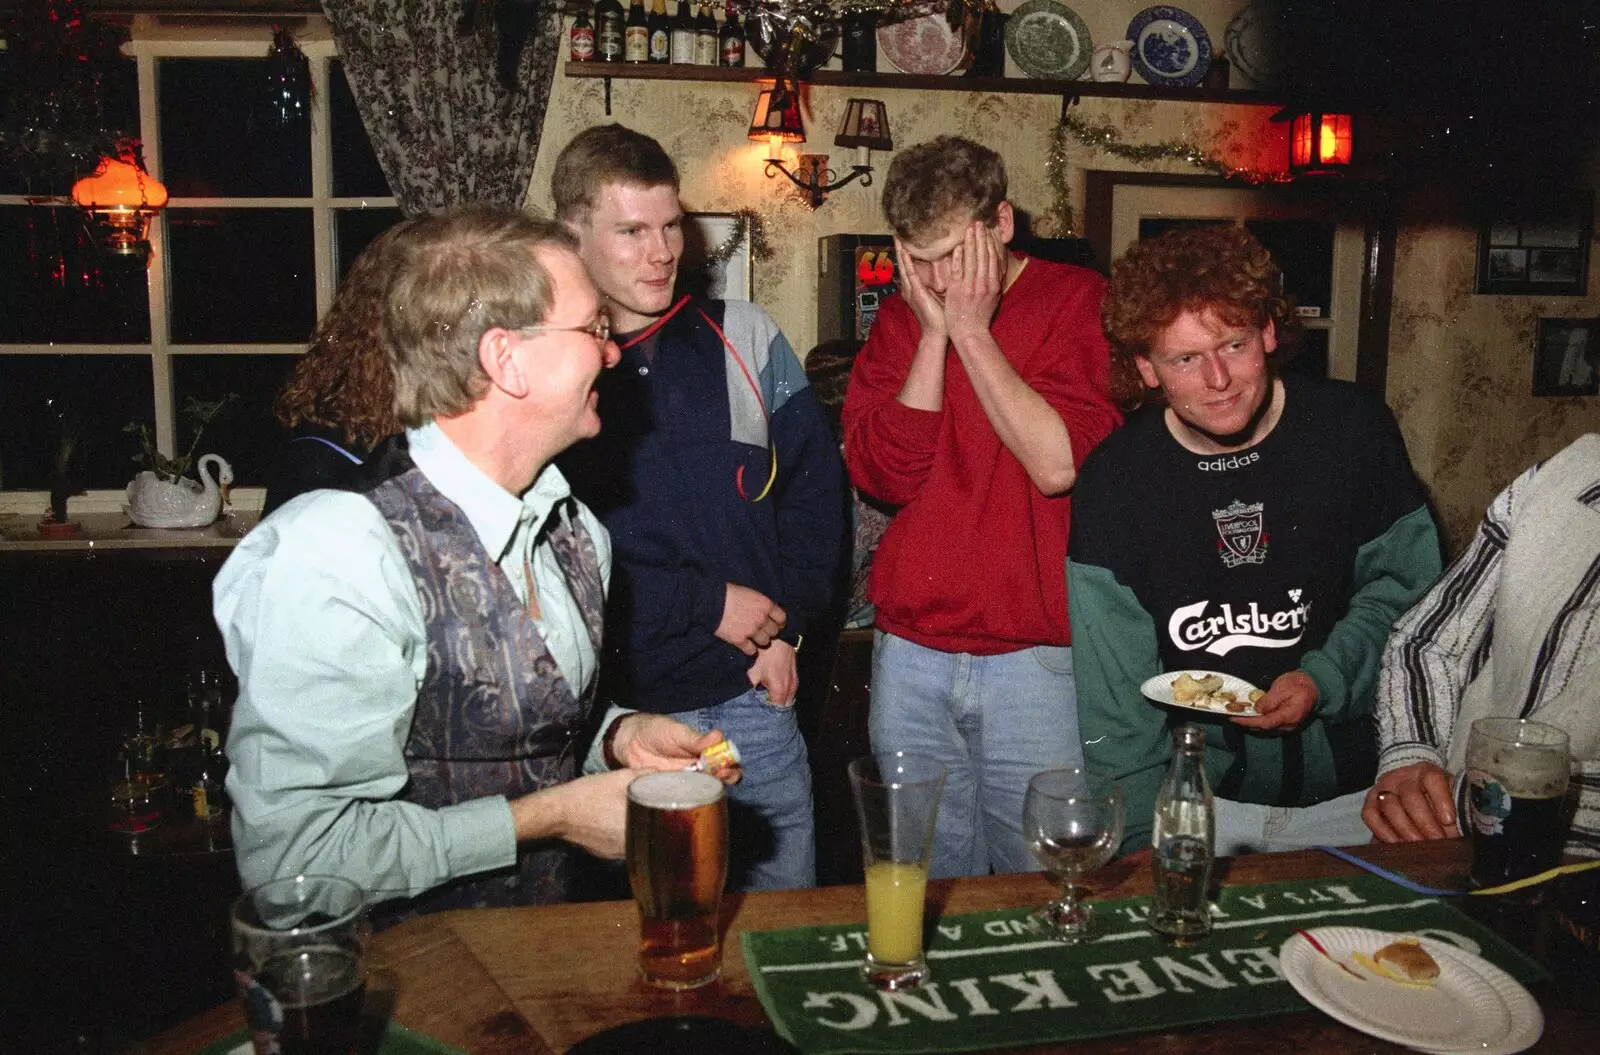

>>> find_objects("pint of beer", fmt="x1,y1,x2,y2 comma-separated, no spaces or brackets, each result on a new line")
626,770,728,989
1466,717,1571,888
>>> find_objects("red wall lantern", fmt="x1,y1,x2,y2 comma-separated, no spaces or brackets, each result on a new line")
1289,112,1353,175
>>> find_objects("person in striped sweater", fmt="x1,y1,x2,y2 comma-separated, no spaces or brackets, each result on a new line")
1365,433,1600,857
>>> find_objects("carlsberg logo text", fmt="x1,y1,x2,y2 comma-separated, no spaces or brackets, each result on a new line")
1168,599,1311,656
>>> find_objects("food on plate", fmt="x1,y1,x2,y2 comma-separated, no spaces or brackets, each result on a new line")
1172,672,1223,702
1170,673,1259,713
1351,938,1440,986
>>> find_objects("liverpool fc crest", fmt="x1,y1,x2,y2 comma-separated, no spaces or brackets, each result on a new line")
1213,499,1268,568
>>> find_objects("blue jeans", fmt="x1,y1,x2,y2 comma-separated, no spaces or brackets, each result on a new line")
678,686,816,891
868,631,1083,879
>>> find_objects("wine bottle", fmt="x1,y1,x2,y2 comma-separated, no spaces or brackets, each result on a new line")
720,1,745,67
694,2,719,66
648,0,670,63
669,0,695,64
624,0,648,62
570,2,596,61
596,0,625,61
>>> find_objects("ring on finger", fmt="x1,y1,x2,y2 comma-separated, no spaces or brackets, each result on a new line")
1375,791,1394,802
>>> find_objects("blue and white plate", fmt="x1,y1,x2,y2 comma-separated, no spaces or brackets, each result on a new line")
1126,6,1212,88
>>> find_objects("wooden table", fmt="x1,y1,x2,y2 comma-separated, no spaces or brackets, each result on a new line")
142,840,1597,1053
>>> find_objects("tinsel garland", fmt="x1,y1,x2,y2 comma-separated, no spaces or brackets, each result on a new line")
702,208,773,269
1046,115,1291,236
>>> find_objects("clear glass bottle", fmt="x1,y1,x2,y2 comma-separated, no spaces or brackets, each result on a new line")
1149,723,1215,944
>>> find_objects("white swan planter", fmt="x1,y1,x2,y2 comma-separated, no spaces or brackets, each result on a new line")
125,453,233,529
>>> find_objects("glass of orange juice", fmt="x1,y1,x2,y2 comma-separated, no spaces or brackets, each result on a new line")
848,752,946,990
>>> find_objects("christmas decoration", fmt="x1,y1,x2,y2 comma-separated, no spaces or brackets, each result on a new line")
266,27,312,127
0,0,131,191
703,207,773,270
1045,114,1290,236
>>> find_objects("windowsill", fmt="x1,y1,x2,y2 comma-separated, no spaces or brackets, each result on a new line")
0,509,259,552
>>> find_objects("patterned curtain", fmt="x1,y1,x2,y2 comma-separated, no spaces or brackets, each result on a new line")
321,0,562,215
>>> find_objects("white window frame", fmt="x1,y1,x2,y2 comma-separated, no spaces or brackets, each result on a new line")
0,14,396,515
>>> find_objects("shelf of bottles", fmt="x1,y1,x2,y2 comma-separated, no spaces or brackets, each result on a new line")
565,0,1281,106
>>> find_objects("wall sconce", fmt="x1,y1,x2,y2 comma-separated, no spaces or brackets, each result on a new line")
70,146,169,258
1286,111,1353,175
751,87,891,209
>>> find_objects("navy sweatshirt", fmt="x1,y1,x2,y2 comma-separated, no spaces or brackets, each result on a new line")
559,297,848,714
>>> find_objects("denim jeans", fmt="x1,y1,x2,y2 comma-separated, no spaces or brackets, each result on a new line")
1213,789,1372,856
677,685,816,890
868,631,1083,879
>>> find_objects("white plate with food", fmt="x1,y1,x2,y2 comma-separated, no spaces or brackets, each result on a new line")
1280,927,1543,1055
1140,670,1262,716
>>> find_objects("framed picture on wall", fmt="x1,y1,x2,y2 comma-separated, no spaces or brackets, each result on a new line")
1531,317,1600,396
678,212,751,301
1476,194,1593,295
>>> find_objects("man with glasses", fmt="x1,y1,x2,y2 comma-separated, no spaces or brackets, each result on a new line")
553,124,846,890
218,207,732,919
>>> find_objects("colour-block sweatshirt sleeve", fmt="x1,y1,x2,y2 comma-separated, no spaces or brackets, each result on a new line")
766,328,848,639
1299,402,1443,723
1374,468,1520,774
1068,457,1168,855
1023,269,1123,473
841,295,944,507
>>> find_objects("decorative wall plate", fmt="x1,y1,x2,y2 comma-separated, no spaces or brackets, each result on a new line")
1126,5,1212,87
878,8,976,76
1003,0,1092,81
1224,2,1286,88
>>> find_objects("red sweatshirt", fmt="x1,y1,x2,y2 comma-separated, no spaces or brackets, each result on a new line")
842,256,1121,654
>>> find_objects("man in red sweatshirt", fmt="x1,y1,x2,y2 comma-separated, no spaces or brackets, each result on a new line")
842,136,1122,877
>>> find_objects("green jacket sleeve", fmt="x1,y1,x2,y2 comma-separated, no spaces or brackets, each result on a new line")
1068,558,1169,856
1300,504,1443,723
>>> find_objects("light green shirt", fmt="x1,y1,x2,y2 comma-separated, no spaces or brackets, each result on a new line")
217,424,611,901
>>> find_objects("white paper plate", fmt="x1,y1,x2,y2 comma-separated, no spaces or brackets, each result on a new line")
1139,670,1261,717
1280,927,1543,1055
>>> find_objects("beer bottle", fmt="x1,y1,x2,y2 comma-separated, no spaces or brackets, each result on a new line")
570,2,596,61
840,12,877,72
648,0,671,63
1149,724,1215,944
669,1,696,64
595,0,625,62
720,1,745,67
694,2,719,66
624,0,648,62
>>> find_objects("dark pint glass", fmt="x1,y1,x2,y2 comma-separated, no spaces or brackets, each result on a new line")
1465,718,1571,888
232,875,368,1055
626,770,728,989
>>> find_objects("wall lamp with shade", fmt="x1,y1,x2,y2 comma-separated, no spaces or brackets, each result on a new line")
1284,110,1353,175
751,88,892,209
70,146,169,259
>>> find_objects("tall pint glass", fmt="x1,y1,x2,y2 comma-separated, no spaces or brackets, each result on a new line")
626,770,728,989
1466,717,1571,887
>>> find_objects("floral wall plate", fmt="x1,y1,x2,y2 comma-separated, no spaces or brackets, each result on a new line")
1003,0,1092,81
878,9,976,76
1126,5,1212,87
1225,2,1286,88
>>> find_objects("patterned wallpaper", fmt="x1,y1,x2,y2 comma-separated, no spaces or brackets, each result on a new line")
523,4,1599,557
1387,215,1600,554
524,76,1280,355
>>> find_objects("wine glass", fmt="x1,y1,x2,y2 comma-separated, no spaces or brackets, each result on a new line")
1023,769,1123,942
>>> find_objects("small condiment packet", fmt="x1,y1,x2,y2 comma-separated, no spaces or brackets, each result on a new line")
687,738,742,775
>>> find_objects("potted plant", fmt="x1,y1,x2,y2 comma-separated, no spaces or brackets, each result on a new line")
123,395,236,529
